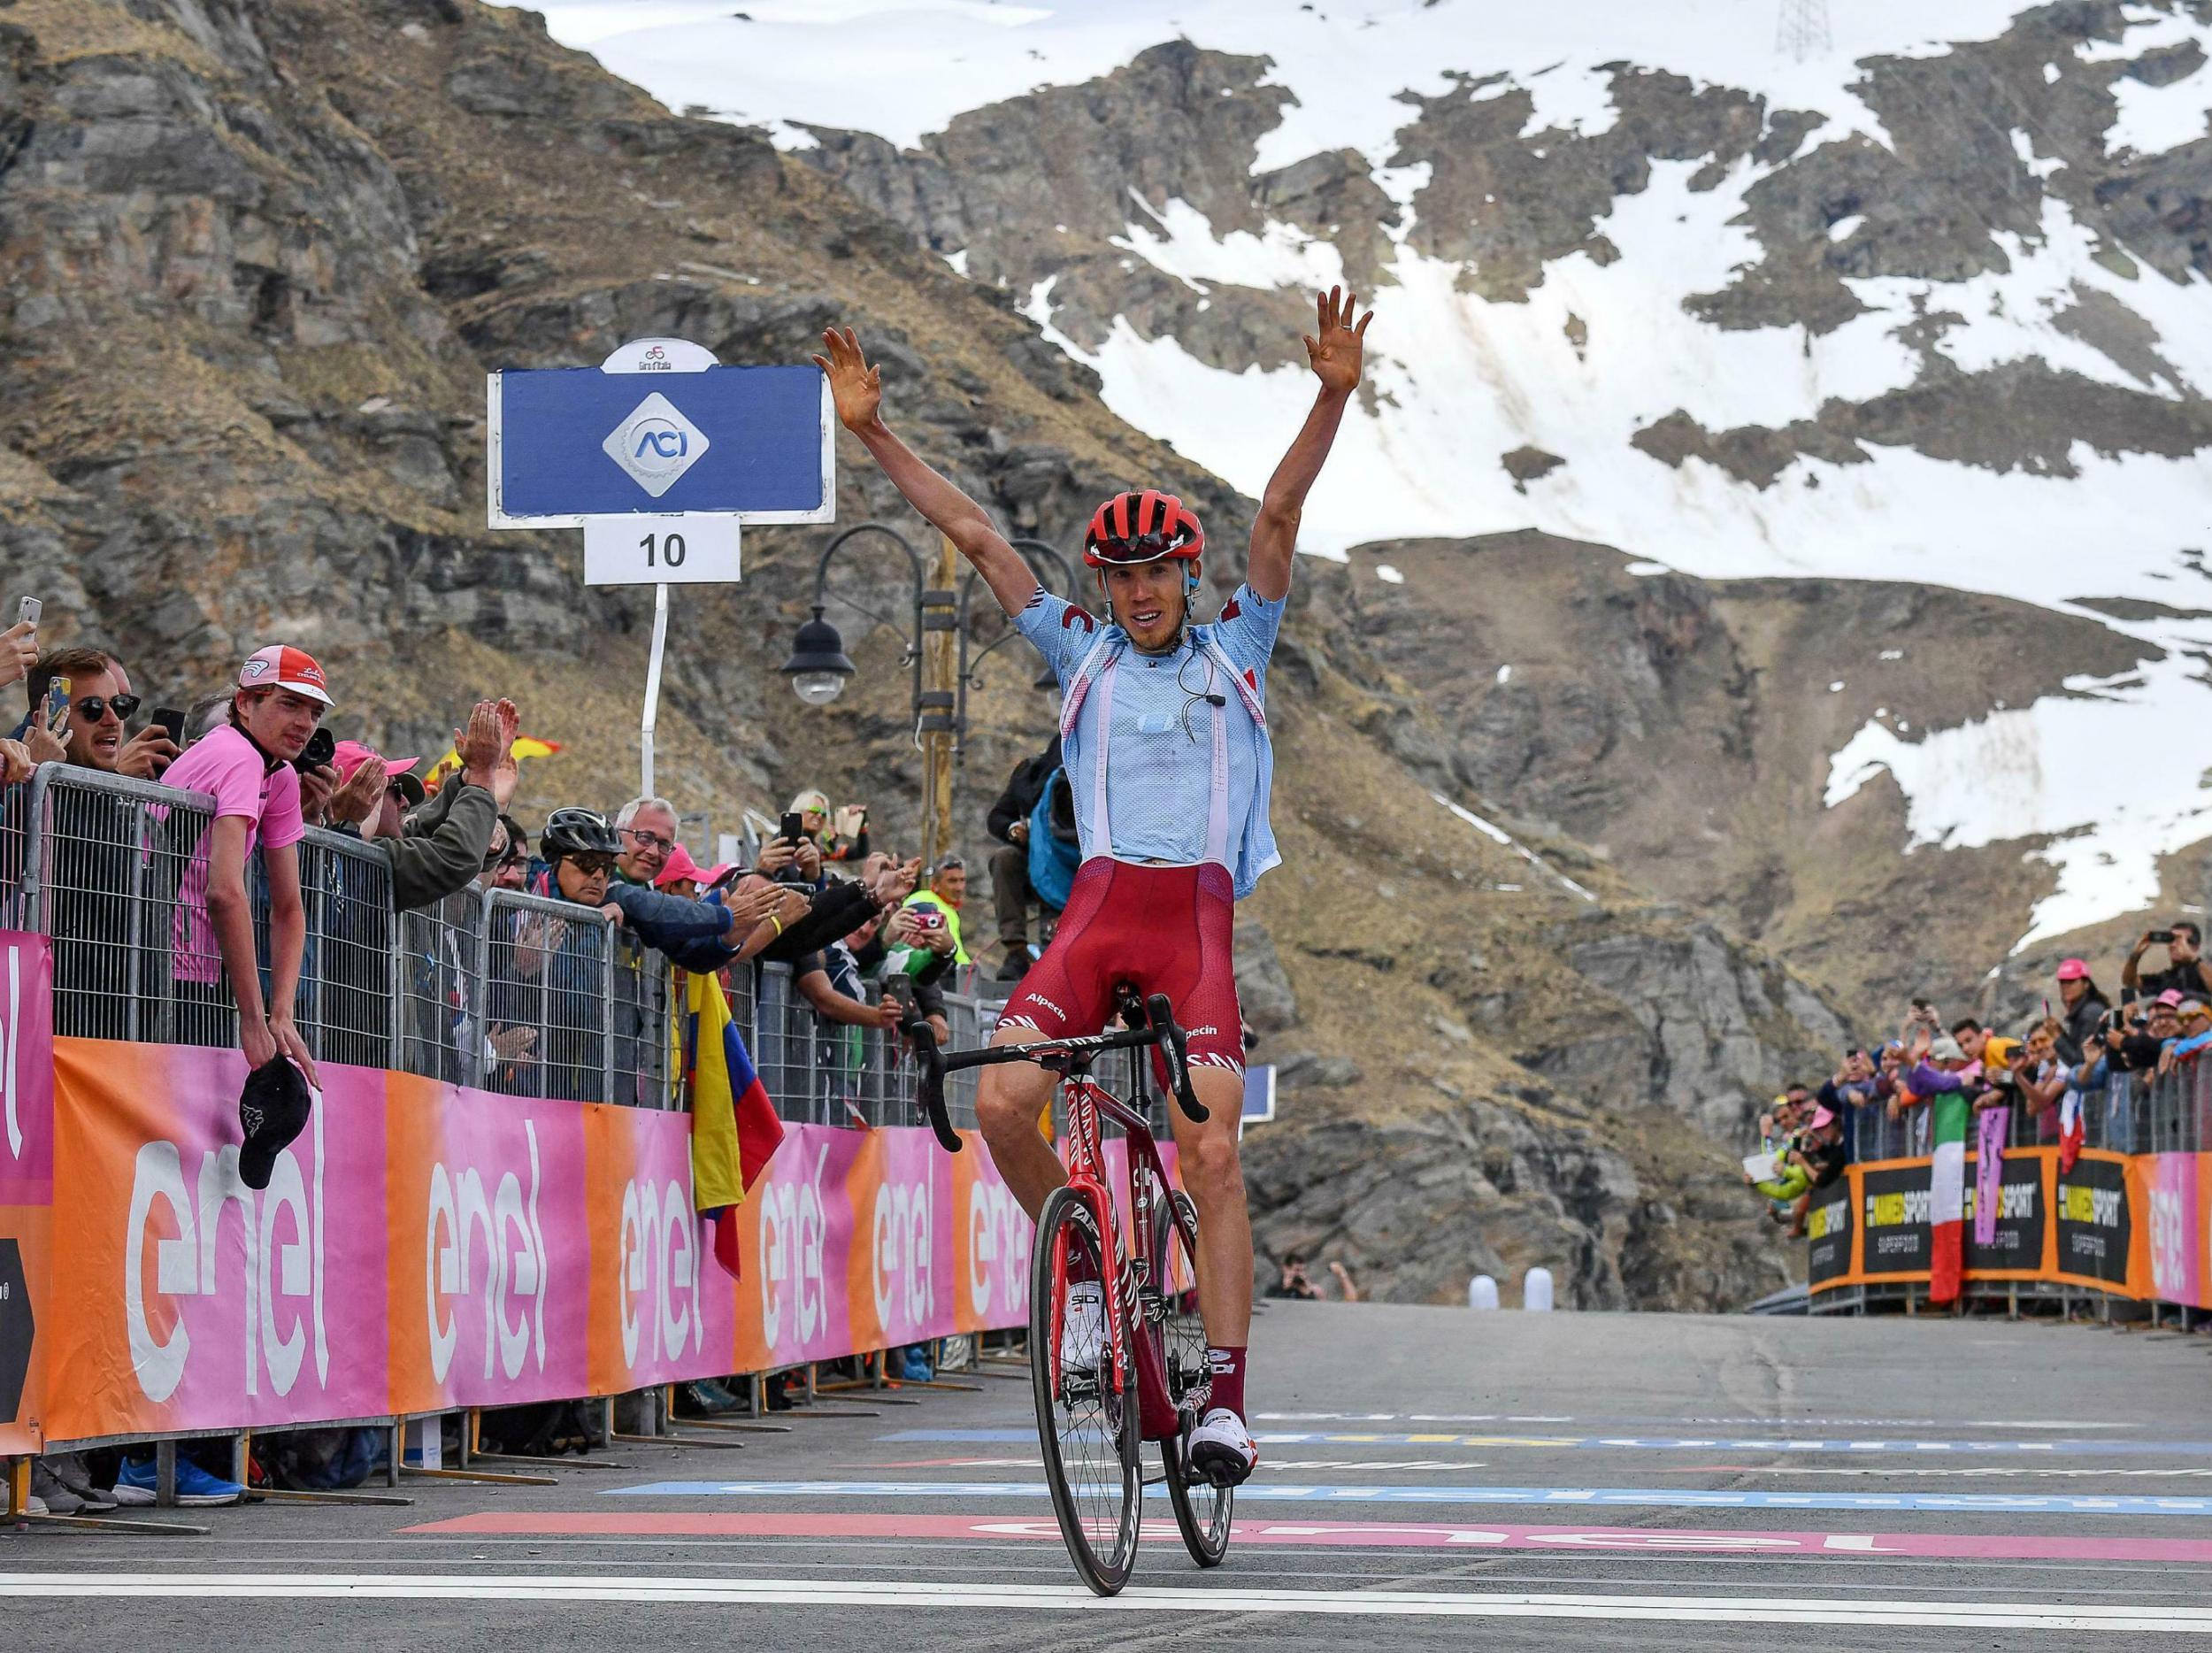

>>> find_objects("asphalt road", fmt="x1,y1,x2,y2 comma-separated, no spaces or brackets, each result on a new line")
10,1303,2212,1648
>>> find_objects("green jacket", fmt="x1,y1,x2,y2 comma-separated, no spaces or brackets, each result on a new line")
389,780,498,912
885,888,970,973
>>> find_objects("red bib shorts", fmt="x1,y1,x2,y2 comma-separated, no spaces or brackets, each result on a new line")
997,858,1245,1078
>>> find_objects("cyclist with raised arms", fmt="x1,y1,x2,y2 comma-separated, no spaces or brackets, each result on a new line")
814,286,1371,1487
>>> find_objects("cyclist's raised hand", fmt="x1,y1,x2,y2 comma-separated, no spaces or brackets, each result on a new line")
811,327,882,433
1302,285,1372,396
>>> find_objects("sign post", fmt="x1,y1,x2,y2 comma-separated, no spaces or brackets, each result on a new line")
487,338,835,796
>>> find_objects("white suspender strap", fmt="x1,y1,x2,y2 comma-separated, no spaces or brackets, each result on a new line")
1089,651,1119,857
1203,653,1233,869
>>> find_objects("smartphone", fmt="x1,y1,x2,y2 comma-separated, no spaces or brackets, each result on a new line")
780,811,805,844
150,706,185,746
293,727,336,773
42,674,70,741
2149,929,2177,944
16,596,40,629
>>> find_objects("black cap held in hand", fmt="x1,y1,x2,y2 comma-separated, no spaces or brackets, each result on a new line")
238,1056,312,1191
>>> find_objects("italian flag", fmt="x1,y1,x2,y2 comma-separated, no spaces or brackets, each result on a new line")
1929,1090,1969,1304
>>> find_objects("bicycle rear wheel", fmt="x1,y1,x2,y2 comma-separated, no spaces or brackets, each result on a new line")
1032,1185,1141,1595
1153,1186,1233,1566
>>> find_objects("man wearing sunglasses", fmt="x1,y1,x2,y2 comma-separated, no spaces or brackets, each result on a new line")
18,645,178,780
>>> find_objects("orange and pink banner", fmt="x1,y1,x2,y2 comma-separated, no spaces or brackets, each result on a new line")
0,988,1032,1451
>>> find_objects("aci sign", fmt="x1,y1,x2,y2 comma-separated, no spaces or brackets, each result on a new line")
488,341,833,527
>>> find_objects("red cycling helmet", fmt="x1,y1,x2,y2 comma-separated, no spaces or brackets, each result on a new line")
1083,489,1205,567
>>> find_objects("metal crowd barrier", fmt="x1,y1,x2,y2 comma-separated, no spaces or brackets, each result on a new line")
0,762,1025,1126
1844,1059,2205,1165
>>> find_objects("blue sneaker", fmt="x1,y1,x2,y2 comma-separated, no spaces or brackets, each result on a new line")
110,1454,243,1508
900,1349,933,1383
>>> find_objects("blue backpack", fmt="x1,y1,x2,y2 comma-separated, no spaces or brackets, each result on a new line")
1026,767,1080,913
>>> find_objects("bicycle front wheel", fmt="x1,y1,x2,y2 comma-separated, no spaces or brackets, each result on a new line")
1032,1185,1141,1595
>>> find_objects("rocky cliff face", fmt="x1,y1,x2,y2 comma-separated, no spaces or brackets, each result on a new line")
739,0,2212,1010
0,0,1858,1309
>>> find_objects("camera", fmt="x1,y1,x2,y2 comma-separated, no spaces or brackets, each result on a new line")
293,727,336,773
2148,929,2177,945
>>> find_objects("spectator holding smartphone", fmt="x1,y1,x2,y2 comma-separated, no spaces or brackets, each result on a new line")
161,646,329,1174
2124,921,2212,1002
1,604,38,696
17,647,178,780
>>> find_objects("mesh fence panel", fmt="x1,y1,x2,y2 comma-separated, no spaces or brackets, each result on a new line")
399,884,487,1086
611,930,674,1110
482,888,611,1101
296,827,395,1071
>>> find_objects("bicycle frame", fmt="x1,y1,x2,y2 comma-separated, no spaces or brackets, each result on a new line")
910,988,1212,1443
1051,1066,1201,1442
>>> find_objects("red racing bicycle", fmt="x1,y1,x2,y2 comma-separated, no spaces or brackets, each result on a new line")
913,988,1233,1595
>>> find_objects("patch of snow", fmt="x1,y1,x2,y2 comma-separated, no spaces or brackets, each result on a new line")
1830,680,1847,692
1376,563,1405,584
2044,60,2062,83
2009,128,2062,181
1495,663,1511,682
2110,58,2212,157
1114,194,1346,294
1624,561,1671,576
1879,650,1905,660
1825,650,2212,949
1828,213,1866,241
943,248,971,276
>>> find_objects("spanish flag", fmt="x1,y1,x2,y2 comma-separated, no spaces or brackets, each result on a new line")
683,970,785,1280
421,736,564,793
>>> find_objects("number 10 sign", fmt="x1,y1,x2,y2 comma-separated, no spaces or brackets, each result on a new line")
582,514,742,587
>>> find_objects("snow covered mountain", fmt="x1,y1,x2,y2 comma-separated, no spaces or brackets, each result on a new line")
516,0,2212,955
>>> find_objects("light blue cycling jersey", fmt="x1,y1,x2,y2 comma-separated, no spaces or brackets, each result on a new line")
1014,582,1285,900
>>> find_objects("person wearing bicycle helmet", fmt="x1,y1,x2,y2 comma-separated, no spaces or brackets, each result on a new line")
532,805,794,971
815,286,1371,1488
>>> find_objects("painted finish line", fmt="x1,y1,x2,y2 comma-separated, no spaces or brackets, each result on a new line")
887,1427,2212,1457
603,1480,2212,1516
407,1510,2212,1564
6,1573,2211,1630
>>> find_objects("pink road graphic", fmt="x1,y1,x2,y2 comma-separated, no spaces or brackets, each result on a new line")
403,1511,2212,1563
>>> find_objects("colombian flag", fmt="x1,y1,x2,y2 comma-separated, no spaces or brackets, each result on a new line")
683,970,785,1280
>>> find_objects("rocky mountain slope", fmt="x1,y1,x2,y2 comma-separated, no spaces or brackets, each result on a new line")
2,0,1857,1309
565,0,2212,1017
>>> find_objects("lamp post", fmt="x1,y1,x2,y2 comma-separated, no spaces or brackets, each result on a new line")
780,525,1077,867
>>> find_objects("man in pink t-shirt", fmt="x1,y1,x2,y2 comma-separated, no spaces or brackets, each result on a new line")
161,644,328,1092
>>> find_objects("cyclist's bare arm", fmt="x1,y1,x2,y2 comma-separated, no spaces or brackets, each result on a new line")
1248,286,1372,604
813,327,1038,615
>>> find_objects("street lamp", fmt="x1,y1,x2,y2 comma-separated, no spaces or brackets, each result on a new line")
784,607,856,705
780,522,1077,862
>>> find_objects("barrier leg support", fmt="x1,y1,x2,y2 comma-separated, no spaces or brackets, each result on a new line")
5,1457,26,1520
156,1440,177,1507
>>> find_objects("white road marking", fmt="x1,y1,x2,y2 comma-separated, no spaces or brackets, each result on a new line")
6,1572,2212,1628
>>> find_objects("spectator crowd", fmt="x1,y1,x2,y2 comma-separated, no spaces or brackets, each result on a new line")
1746,927,2212,1237
0,606,1027,1513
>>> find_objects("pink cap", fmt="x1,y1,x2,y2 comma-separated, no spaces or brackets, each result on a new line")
1809,1105,1836,1129
702,862,740,889
653,843,703,889
2055,957,2091,981
2156,988,2187,1008
333,740,425,805
238,644,333,705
